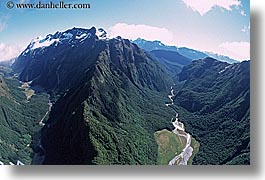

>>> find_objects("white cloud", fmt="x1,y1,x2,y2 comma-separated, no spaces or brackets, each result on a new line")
182,0,241,16
0,13,10,32
0,16,8,32
108,23,175,45
108,23,249,61
0,22,5,32
241,27,247,32
241,23,250,33
0,43,24,62
219,41,250,61
240,10,247,16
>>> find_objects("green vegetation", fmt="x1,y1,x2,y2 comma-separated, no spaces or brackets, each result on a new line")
155,129,183,165
0,68,49,165
30,36,177,165
10,28,249,165
155,129,199,165
43,78,175,164
188,138,200,165
83,66,174,164
173,58,250,165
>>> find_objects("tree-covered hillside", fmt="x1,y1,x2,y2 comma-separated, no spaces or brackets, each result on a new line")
173,58,250,165
0,67,49,165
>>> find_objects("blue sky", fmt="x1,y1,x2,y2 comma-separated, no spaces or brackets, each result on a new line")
0,0,250,61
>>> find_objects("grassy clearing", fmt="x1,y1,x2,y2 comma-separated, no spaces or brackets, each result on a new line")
155,129,200,165
154,129,184,165
25,89,35,100
19,82,35,101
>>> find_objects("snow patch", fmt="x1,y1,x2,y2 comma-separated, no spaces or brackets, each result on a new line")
76,33,87,39
29,36,59,50
62,32,73,40
96,28,108,39
80,33,91,42
219,66,231,74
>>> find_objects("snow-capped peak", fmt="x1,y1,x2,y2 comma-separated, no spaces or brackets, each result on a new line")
96,28,108,39
29,36,60,50
21,27,108,56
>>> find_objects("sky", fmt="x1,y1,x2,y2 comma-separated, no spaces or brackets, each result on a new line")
0,0,250,61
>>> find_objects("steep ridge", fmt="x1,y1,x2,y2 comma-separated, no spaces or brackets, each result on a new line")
13,27,175,164
172,57,250,164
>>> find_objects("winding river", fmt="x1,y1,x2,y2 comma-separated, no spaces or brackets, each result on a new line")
166,86,194,165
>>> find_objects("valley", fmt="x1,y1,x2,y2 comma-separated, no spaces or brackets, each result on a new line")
0,27,250,165
0,67,49,165
155,87,199,165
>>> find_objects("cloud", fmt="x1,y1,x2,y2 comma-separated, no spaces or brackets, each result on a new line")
0,43,24,62
108,23,175,45
182,0,241,16
219,41,250,61
0,22,6,32
240,10,247,16
241,23,250,33
108,23,249,61
0,15,8,32
0,7,12,32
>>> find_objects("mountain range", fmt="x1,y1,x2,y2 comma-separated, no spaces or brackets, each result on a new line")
0,27,250,165
133,38,239,64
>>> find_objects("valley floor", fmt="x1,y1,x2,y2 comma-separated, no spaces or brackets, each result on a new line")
155,87,199,165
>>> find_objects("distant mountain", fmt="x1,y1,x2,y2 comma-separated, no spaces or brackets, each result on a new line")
205,52,239,64
133,39,239,64
13,27,175,165
151,50,192,66
173,57,250,165
177,47,208,61
0,59,15,68
133,38,178,52
149,50,192,75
